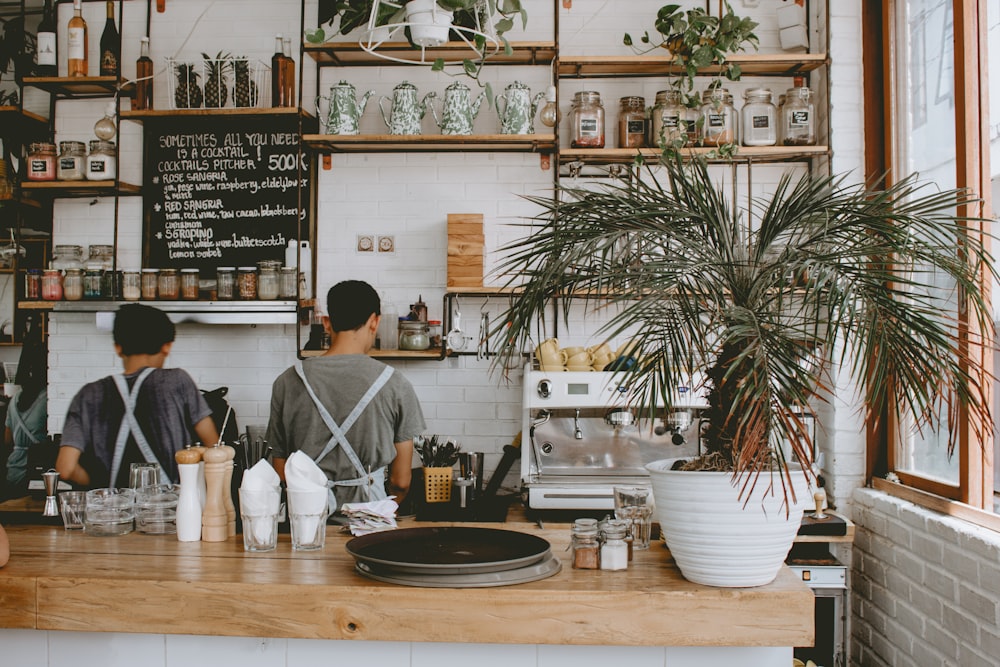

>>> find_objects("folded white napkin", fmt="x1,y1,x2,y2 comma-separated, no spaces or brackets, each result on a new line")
238,459,282,544
284,451,328,491
341,497,399,536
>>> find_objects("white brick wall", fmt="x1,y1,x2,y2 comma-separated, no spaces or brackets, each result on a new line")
852,488,1000,667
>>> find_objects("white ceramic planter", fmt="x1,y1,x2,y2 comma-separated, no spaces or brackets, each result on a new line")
406,0,454,48
646,457,811,587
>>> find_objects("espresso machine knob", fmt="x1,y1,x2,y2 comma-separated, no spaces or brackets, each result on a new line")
537,378,552,399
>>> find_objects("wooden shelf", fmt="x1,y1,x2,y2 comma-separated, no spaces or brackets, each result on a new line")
19,180,142,198
301,348,443,360
17,301,54,310
120,107,315,121
303,133,555,153
558,53,829,79
22,76,134,98
305,40,556,67
558,145,830,166
0,106,48,134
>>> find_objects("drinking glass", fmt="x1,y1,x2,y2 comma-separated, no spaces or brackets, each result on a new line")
129,462,162,489
59,491,87,530
613,485,653,550
288,490,329,551
239,487,282,552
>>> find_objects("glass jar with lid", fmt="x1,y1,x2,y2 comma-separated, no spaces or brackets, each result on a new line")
279,266,297,299
51,245,84,272
41,269,63,301
121,270,141,301
741,88,777,147
180,268,200,300
617,95,646,149
699,88,736,146
141,268,159,300
238,267,258,300
57,141,87,180
63,268,84,301
24,268,42,300
86,140,116,180
257,265,279,300
27,142,57,181
781,77,816,146
570,91,605,148
86,244,115,297
650,90,685,148
571,519,600,570
600,519,629,571
158,268,179,300
398,321,430,351
83,266,104,299
217,267,236,300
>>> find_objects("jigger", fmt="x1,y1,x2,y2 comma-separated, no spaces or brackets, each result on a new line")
42,469,60,516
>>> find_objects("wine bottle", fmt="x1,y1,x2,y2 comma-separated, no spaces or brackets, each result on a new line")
36,0,57,77
270,34,286,107
67,0,88,77
99,1,120,77
134,37,154,110
282,37,295,108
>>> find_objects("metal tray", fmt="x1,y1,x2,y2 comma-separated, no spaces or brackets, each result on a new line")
355,552,562,588
345,526,552,575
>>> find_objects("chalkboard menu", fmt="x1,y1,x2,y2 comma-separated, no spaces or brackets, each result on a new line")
144,115,310,274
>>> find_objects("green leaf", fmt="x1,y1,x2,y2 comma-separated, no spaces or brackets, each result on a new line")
657,4,682,21
726,63,743,81
623,33,634,47
431,58,446,72
304,28,327,44
495,17,514,34
462,59,479,77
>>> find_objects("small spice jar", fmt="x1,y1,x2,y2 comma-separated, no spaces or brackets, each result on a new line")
63,268,84,301
741,88,777,147
86,139,116,180
600,519,629,571
216,267,236,300
158,268,179,300
279,266,297,299
650,90,683,148
24,268,42,300
41,269,63,301
781,77,816,146
257,265,279,300
398,321,430,351
121,270,141,301
700,88,736,146
617,95,646,148
57,141,87,180
570,91,605,148
571,519,600,570
83,266,104,299
141,268,159,300
237,267,258,300
180,268,200,300
26,142,57,181
427,320,442,349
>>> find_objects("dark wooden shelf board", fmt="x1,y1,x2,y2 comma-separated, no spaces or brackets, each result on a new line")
558,53,829,79
18,180,142,198
558,145,830,166
305,41,556,67
22,76,135,97
303,133,556,153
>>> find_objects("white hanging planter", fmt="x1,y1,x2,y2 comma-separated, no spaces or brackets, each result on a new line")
406,0,454,48
646,457,811,587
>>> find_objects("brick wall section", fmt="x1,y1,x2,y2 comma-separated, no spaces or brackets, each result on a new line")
852,488,1000,667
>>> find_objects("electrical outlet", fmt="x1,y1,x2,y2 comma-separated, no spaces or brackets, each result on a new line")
357,234,375,253
377,235,395,253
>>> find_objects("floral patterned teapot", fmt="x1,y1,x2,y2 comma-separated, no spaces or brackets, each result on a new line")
430,81,487,135
378,81,436,136
496,81,545,135
315,81,373,135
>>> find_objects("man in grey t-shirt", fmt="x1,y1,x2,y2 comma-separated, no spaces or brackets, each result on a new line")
267,280,425,511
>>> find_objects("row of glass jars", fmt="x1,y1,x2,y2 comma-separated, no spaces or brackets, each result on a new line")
26,140,117,182
569,81,816,150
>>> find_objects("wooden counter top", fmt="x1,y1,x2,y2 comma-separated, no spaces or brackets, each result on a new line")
0,521,813,647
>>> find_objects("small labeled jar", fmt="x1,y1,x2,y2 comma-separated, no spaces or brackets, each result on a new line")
600,519,629,571
279,266,297,299
617,95,646,148
24,268,42,300
141,268,159,300
57,141,87,180
86,140,116,180
121,270,141,301
158,268,179,300
741,88,777,147
700,88,736,146
180,268,200,300
41,269,63,301
216,267,236,300
63,268,84,301
26,142,57,181
398,321,430,351
571,519,600,570
782,78,816,146
570,91,605,148
257,265,279,300
83,266,104,299
237,267,257,300
650,90,686,148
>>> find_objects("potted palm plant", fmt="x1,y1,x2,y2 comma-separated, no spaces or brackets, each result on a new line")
493,156,995,586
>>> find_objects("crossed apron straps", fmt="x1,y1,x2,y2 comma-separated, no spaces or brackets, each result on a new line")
110,367,174,486
10,399,41,447
294,362,394,508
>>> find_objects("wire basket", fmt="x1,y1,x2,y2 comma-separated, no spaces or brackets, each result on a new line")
423,466,453,503
165,57,270,110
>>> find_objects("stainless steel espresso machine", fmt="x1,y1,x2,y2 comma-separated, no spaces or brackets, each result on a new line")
521,367,708,511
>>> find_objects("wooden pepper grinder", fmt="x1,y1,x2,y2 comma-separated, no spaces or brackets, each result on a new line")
201,445,229,542
221,444,236,537
175,448,203,542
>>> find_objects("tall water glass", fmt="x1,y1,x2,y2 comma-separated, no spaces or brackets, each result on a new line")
613,485,653,550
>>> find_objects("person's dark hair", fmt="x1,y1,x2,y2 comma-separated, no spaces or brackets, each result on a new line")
114,304,176,355
14,313,47,411
326,280,380,332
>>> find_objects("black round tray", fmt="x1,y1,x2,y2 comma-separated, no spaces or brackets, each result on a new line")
345,526,552,575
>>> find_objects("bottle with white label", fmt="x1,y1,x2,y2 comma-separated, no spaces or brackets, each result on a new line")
781,77,816,146
68,0,88,77
36,0,57,76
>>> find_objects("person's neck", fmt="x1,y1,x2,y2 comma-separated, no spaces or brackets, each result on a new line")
323,329,372,357
122,354,166,374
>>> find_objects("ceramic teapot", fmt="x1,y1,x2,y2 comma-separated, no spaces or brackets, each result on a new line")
379,81,436,136
496,81,545,135
430,81,487,135
315,81,374,135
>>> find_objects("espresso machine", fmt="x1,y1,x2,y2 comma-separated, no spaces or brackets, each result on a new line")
521,366,708,511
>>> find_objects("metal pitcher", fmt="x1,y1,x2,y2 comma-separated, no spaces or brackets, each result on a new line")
315,80,374,135
378,81,436,136
496,81,545,135
430,81,487,135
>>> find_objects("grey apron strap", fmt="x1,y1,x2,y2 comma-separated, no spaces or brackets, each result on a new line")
110,368,173,486
10,403,40,446
294,362,393,503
